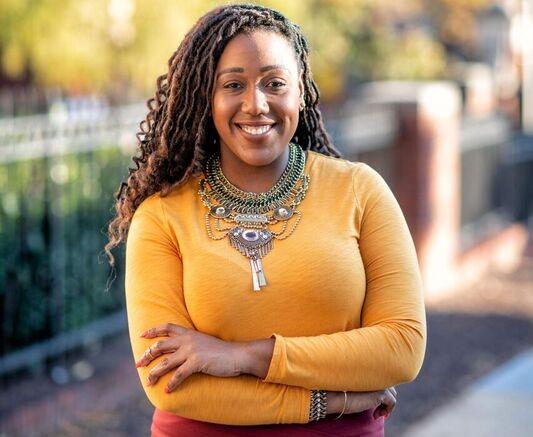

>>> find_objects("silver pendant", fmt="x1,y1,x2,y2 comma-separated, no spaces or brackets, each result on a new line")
234,213,269,225
273,205,294,220
228,227,272,291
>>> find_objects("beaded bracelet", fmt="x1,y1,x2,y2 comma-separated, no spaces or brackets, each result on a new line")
309,390,327,421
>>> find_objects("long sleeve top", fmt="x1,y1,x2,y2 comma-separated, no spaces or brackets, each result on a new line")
125,150,427,426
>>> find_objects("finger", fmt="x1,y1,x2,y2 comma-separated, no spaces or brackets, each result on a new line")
165,360,195,393
381,391,396,416
386,387,397,403
374,391,396,420
372,390,388,420
146,354,187,386
373,404,388,420
373,402,390,420
140,323,185,338
136,339,178,367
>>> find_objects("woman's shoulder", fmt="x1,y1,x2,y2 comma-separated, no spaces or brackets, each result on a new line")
131,192,165,224
138,175,199,210
307,150,375,182
308,151,390,198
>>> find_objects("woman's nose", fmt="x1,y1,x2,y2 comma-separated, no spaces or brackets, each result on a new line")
242,86,269,115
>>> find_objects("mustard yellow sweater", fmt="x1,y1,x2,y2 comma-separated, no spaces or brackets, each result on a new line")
125,150,427,425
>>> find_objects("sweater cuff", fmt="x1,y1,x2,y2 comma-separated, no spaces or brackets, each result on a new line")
260,333,285,383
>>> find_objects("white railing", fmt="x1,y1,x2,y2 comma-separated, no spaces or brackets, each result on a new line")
0,103,147,163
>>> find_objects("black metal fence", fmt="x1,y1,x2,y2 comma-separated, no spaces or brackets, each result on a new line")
459,113,532,250
1,148,129,357
0,104,147,373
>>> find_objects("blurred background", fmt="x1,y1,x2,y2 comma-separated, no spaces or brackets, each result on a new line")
0,0,532,436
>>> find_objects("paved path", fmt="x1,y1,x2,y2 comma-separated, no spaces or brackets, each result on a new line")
403,348,533,436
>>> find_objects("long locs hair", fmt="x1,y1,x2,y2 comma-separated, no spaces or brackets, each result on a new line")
103,3,341,273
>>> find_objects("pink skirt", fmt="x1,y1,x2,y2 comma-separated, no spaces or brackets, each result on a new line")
151,407,385,436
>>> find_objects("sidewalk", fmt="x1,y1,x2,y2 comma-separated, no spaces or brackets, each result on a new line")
403,348,533,436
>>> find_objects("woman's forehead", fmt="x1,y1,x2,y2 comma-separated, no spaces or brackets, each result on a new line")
215,30,298,76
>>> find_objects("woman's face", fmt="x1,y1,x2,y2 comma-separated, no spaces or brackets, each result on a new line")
211,30,303,167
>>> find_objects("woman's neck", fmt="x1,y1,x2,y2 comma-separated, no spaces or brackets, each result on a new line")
218,146,290,193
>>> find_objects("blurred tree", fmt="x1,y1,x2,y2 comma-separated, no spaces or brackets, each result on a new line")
0,0,493,103
424,0,493,60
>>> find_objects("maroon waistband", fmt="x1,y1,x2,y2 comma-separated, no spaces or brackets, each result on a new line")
151,407,384,437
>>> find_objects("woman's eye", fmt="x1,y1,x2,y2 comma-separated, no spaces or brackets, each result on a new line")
268,81,286,89
222,81,285,90
224,82,242,90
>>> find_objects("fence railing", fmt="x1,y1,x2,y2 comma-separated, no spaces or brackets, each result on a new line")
459,113,524,250
0,103,146,163
0,104,151,371
1,147,131,359
325,103,398,185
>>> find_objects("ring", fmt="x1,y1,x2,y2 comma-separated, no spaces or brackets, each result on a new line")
146,346,154,360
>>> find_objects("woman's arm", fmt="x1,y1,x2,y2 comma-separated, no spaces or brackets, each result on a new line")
239,338,276,378
248,163,427,392
125,195,311,425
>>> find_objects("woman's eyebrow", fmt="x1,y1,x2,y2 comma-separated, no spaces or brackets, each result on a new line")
258,64,290,73
216,64,289,79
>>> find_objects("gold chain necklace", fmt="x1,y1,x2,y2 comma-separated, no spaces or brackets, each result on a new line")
198,143,310,291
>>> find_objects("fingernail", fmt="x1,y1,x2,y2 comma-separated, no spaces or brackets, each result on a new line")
140,332,147,337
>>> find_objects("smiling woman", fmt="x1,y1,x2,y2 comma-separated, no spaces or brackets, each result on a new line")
104,3,426,437
212,30,303,185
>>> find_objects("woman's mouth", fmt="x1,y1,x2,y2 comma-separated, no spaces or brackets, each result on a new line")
235,123,276,138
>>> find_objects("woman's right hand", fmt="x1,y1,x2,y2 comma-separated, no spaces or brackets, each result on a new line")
329,387,398,420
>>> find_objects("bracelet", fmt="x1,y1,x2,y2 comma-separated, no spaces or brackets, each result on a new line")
309,390,327,421
333,391,347,420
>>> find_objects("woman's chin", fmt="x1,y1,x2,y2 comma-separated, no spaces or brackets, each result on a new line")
235,146,282,167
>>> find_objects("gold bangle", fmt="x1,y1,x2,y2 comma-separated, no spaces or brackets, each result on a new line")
333,391,347,420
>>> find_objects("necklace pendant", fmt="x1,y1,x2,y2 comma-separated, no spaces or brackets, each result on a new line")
228,227,272,291
273,206,294,220
250,258,267,291
200,143,310,292
234,213,269,225
252,257,267,287
251,254,267,291
210,205,231,218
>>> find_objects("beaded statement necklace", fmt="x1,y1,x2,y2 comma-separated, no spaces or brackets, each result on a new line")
198,143,310,291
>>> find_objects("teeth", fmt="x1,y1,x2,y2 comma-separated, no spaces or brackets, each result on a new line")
239,124,273,135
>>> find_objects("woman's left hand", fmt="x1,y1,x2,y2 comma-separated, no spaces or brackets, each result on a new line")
135,323,244,392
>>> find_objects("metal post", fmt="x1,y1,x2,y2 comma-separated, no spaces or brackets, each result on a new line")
522,0,533,132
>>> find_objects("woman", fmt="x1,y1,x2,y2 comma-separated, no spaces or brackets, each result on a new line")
105,4,426,436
